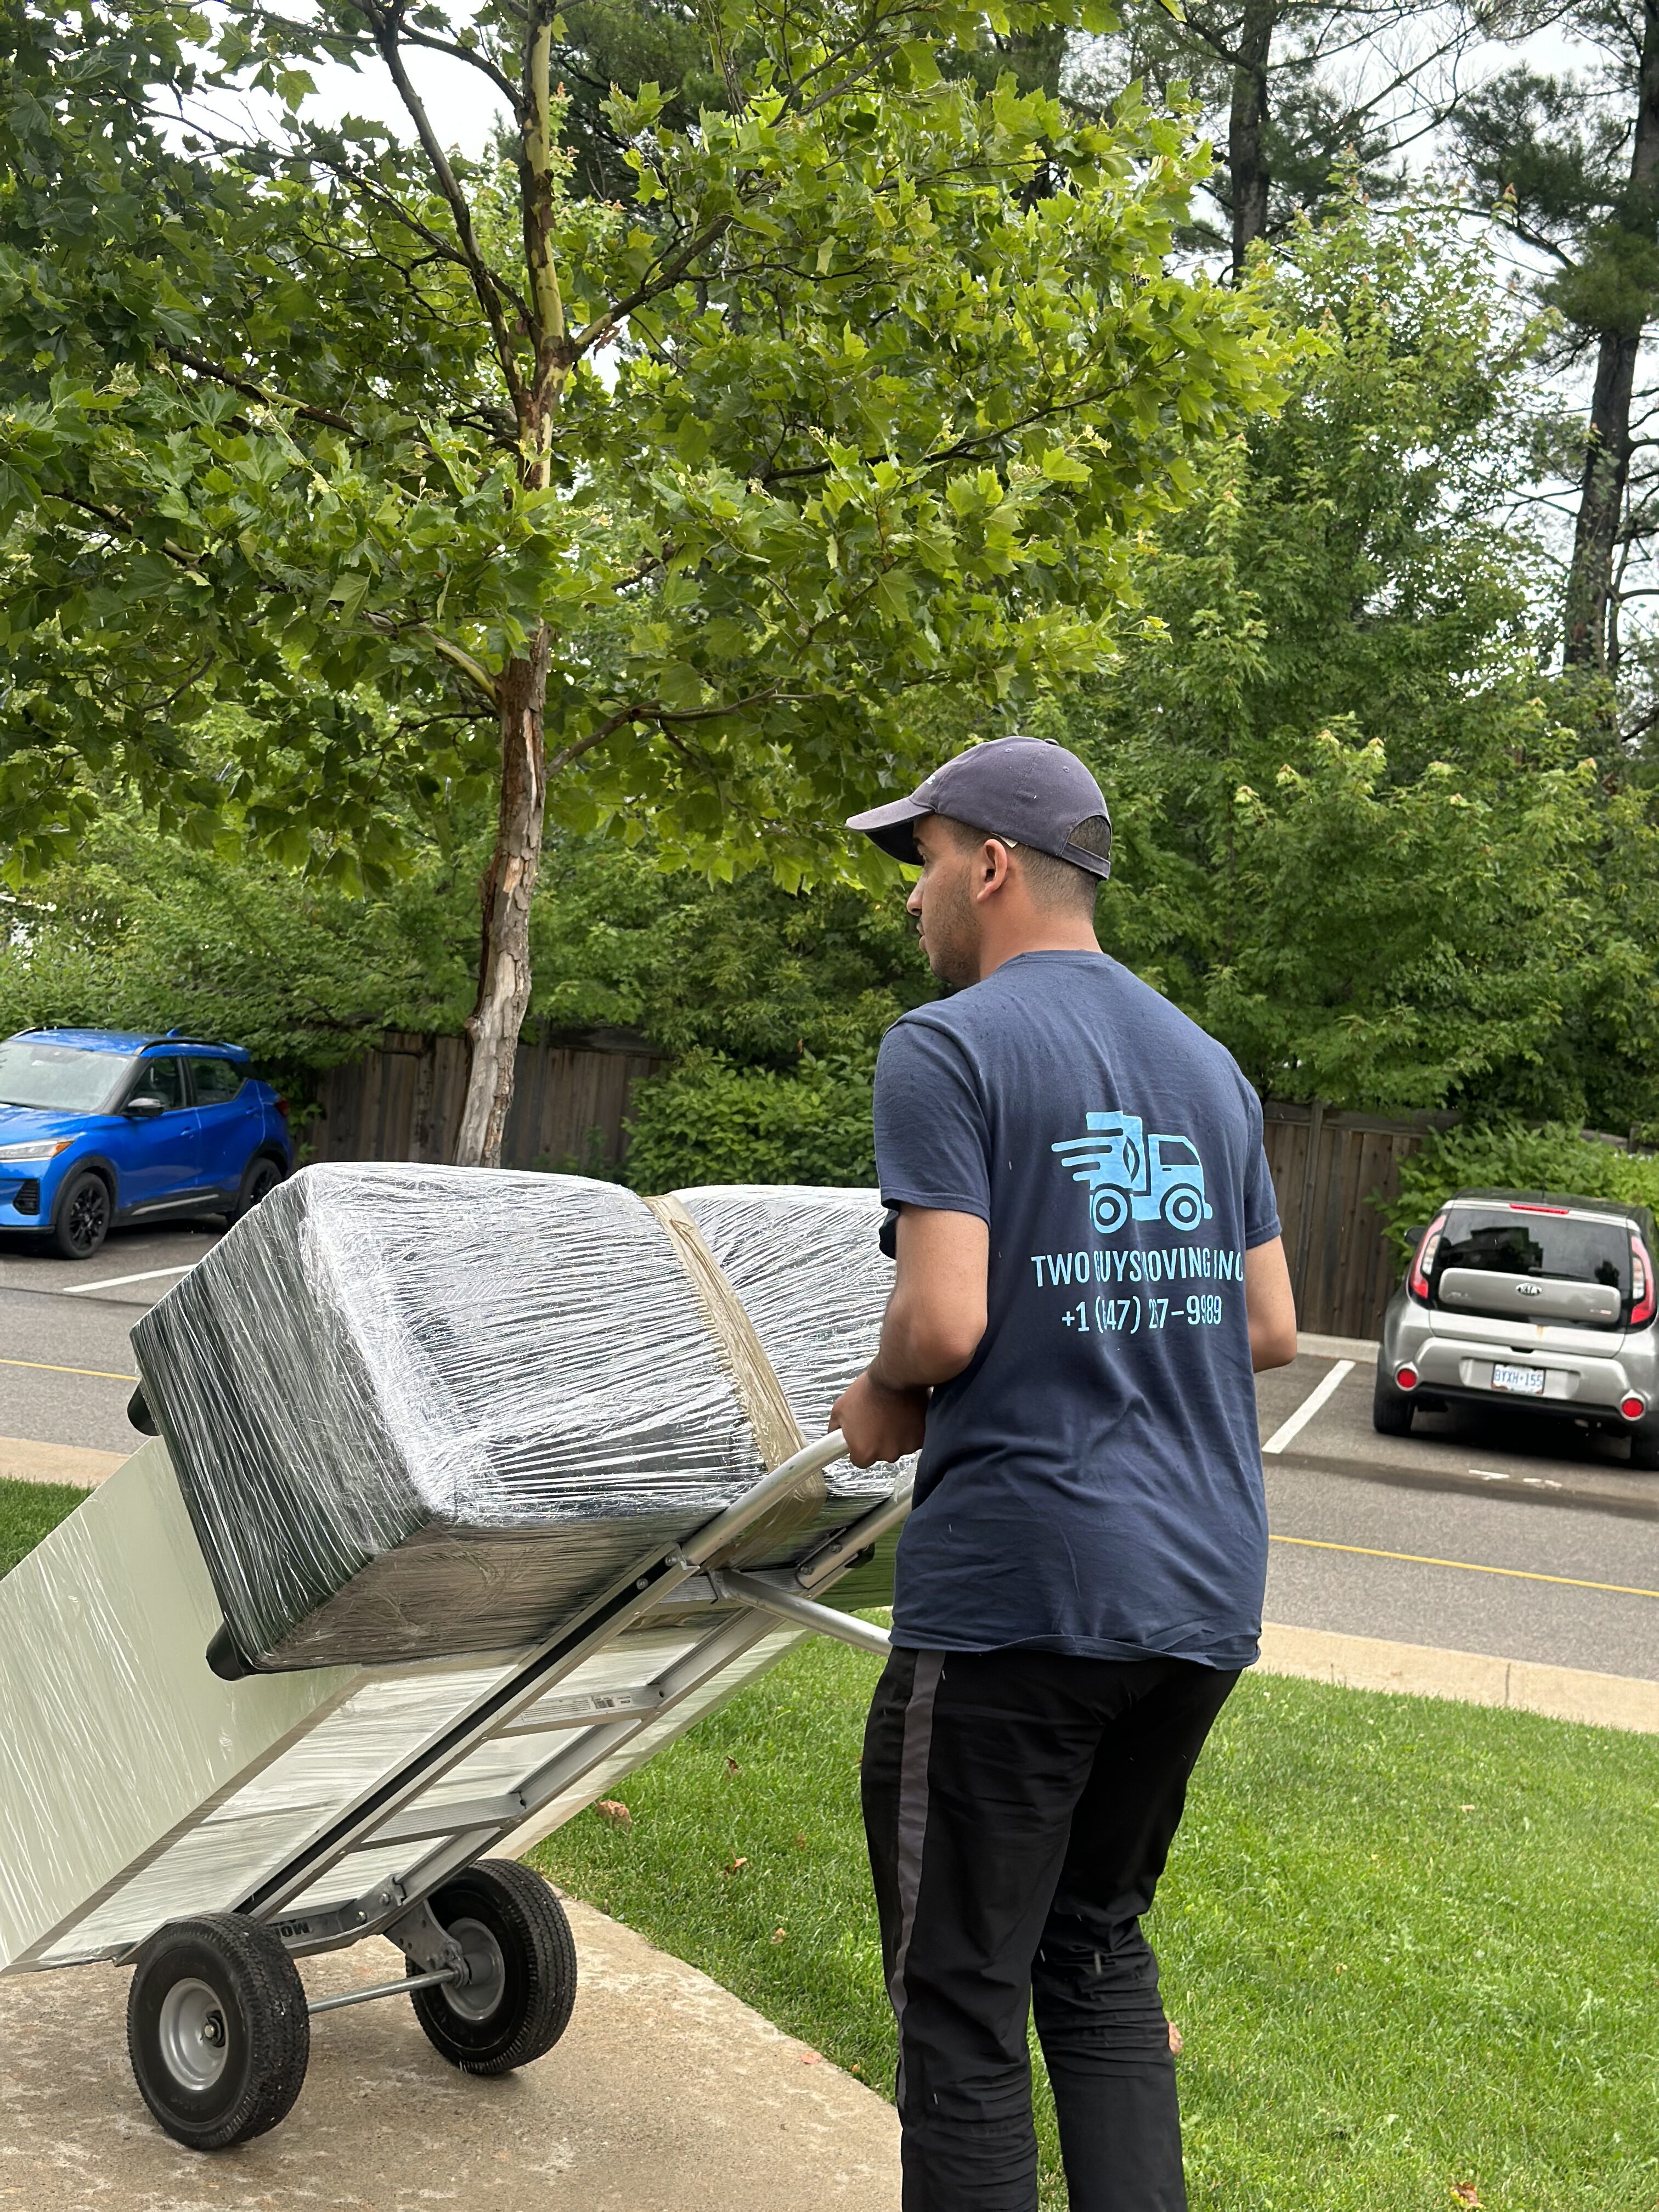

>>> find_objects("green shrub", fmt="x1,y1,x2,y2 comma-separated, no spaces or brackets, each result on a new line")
620,1051,877,1192
1382,1120,1659,1260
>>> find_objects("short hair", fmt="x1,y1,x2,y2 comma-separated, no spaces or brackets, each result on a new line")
940,814,1106,916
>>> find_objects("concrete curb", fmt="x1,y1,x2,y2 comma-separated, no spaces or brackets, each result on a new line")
1259,1620,1659,1734
1296,1331,1381,1362
0,1435,125,1489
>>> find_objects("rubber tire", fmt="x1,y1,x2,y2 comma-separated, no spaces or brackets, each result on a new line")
1372,1365,1415,1436
51,1168,111,1260
408,1861,577,2076
227,1154,285,1227
127,1914,309,2151
1629,1426,1659,1471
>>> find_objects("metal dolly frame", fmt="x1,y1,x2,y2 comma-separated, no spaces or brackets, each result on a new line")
35,1429,910,2146
244,1429,903,1973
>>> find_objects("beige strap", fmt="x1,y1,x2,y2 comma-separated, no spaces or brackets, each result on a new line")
645,1196,826,1562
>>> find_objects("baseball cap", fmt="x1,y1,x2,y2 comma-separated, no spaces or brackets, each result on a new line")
846,737,1112,878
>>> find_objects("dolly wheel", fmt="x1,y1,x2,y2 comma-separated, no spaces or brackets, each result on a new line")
127,1914,309,2150
409,1860,577,2075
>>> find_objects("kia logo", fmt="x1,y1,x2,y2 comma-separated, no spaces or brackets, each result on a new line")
1516,1283,1542,1297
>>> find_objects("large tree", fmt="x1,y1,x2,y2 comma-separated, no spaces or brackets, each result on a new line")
1455,1,1659,680
1063,199,1659,1125
0,0,1278,1163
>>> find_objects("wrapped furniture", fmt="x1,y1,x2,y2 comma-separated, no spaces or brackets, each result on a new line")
130,1167,900,1672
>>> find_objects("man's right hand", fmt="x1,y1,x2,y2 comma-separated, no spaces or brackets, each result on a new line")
830,1368,929,1468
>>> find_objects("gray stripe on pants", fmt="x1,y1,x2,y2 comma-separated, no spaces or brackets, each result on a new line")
889,1649,945,2113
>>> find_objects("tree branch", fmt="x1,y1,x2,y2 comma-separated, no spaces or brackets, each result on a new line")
164,345,356,432
329,168,529,330
394,24,523,112
572,216,733,356
46,493,203,571
350,0,531,419
422,630,500,705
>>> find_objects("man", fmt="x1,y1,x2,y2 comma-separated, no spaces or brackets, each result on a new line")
831,736,1297,2212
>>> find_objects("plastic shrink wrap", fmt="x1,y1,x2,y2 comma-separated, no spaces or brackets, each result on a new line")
131,1166,899,1673
0,1438,365,1972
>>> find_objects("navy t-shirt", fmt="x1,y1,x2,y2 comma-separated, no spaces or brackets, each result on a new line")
873,950,1280,1669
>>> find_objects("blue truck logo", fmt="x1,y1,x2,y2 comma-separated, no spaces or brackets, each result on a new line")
1052,1111,1214,1235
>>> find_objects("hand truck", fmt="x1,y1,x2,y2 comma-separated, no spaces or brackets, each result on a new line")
0,1428,906,2150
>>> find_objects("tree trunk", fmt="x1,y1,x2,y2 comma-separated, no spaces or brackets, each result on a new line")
1228,0,1277,278
1564,0,1659,672
1564,332,1643,670
453,629,552,1168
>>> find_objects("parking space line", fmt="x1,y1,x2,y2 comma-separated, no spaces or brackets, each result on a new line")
1262,1359,1355,1455
1269,1532,1659,1602
58,1264,195,1297
0,1356,138,1383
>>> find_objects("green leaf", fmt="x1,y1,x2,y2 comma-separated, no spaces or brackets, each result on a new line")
1038,449,1092,483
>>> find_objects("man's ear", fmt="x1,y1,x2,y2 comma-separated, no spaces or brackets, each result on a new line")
974,837,1014,900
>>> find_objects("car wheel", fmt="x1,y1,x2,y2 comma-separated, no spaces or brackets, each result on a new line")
227,1155,285,1227
51,1170,111,1260
1372,1364,1415,1436
1629,1426,1659,1471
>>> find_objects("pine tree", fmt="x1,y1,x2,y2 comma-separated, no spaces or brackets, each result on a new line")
1455,2,1659,678
1070,0,1455,274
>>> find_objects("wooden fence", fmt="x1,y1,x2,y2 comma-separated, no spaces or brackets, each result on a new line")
311,1035,1452,1337
1262,1099,1458,1339
307,1028,663,1175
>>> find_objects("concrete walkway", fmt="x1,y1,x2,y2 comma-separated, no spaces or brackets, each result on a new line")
0,1894,900,2211
0,1435,126,1487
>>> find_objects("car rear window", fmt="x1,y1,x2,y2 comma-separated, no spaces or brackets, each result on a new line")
1433,1206,1630,1298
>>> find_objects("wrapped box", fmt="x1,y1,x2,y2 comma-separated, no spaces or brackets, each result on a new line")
132,1167,896,1672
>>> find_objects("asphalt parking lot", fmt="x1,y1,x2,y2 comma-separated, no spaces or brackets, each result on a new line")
0,1222,221,1453
1259,1335,1659,1680
1256,1335,1659,1514
2,1237,1656,1681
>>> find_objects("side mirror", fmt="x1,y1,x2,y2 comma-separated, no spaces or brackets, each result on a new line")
124,1094,166,1120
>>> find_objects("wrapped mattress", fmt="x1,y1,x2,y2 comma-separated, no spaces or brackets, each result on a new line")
131,1166,897,1672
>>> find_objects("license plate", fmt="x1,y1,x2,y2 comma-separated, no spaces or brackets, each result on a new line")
1492,1362,1547,1396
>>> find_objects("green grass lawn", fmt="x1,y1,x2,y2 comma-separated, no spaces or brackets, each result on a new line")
4,1475,1654,2205
0,1474,91,1576
534,1632,1659,2212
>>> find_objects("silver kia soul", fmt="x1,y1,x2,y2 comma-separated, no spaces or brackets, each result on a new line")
1376,1188,1659,1468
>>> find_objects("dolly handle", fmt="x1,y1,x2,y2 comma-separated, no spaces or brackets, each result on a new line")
678,1429,849,1570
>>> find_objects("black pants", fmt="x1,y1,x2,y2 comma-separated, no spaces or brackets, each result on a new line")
861,1646,1238,2212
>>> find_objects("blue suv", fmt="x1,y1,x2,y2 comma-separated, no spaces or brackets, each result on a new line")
0,1029,294,1260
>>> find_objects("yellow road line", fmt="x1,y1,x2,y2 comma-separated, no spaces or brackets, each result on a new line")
1269,1532,1659,1602
0,1356,137,1384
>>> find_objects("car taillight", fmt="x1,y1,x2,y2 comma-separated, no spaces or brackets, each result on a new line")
274,1096,289,1119
1396,1365,1419,1391
1408,1212,1446,1303
1622,1393,1646,1421
1631,1234,1655,1328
